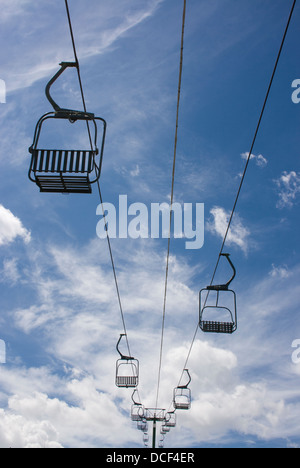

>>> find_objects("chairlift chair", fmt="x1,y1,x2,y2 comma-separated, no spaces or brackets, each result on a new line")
161,424,170,434
28,62,106,194
143,433,149,446
115,334,139,388
199,254,237,334
173,369,191,410
165,411,177,428
158,436,165,448
137,418,148,433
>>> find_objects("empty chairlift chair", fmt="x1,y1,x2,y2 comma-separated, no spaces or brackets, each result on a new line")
158,436,165,449
28,62,106,194
161,424,170,435
165,411,177,428
143,433,149,447
199,254,237,334
137,418,148,433
115,334,139,389
173,369,192,410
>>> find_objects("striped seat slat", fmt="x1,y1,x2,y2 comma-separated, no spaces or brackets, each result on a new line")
32,150,94,174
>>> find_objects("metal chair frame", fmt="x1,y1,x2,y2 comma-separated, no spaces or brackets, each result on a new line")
115,334,139,389
173,369,192,411
199,254,237,334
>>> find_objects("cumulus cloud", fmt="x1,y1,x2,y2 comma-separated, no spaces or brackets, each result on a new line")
274,171,300,209
0,377,139,448
0,407,62,448
207,207,250,253
0,205,31,246
2,236,300,448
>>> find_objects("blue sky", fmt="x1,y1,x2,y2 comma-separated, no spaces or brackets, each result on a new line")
0,0,299,448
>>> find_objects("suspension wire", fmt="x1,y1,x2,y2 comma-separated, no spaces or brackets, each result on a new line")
63,0,297,442
96,181,132,355
63,0,134,361
64,0,94,151
154,0,187,411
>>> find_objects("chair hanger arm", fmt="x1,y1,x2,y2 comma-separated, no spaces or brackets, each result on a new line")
45,62,94,119
116,333,133,360
207,253,236,291
222,253,236,288
179,369,191,389
45,62,77,112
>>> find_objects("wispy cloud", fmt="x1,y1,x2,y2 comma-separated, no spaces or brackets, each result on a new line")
241,152,268,168
274,171,300,209
0,0,298,450
2,231,300,447
1,258,20,285
207,206,251,253
269,264,291,279
2,0,164,93
0,0,31,23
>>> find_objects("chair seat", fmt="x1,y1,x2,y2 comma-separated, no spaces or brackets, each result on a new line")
174,403,190,410
201,321,234,334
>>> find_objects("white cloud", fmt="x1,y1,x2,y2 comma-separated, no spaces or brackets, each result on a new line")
207,206,250,253
2,234,300,447
185,383,286,443
130,165,140,177
0,407,62,448
0,0,31,23
241,152,268,168
0,205,31,246
0,0,299,450
1,258,20,284
88,0,164,57
269,264,291,279
2,0,164,93
274,171,300,209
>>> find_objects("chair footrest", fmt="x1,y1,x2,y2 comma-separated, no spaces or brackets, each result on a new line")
201,321,234,334
36,175,92,194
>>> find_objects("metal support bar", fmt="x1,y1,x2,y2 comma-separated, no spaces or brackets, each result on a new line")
152,419,157,449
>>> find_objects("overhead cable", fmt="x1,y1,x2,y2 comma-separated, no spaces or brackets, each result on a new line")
155,0,187,411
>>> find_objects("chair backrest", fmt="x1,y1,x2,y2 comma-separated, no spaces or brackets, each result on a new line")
31,149,94,174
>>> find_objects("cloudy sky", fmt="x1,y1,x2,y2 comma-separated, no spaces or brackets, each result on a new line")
0,0,299,448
